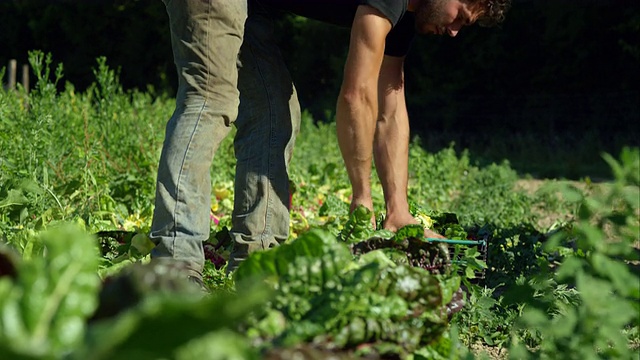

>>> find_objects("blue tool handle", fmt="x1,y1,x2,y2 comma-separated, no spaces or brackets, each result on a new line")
425,238,486,246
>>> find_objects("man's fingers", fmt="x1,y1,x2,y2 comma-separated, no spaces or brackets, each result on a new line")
424,228,446,239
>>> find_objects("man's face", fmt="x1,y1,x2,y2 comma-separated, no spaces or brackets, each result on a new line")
414,0,481,37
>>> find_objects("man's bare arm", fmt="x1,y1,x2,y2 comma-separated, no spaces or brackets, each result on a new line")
375,55,445,238
336,5,391,214
374,55,411,224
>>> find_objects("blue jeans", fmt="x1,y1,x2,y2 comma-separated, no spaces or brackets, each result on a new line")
150,0,301,277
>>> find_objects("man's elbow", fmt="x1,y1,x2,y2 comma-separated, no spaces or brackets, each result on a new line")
339,85,375,112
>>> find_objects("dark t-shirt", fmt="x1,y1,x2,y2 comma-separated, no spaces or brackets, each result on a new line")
254,0,416,57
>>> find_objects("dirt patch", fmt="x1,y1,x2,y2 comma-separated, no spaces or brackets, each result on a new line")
514,178,622,232
470,343,508,359
514,179,577,231
514,179,548,195
515,178,607,195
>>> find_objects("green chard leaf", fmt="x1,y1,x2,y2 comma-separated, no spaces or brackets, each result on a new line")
78,284,270,360
0,224,101,358
234,229,352,292
392,224,424,242
338,205,376,244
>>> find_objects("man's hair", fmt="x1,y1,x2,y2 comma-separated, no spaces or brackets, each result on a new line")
474,0,512,27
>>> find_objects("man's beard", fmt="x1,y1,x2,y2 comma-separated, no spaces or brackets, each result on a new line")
414,0,451,34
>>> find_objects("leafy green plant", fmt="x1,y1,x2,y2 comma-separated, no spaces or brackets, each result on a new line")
0,223,273,360
79,277,269,360
507,147,640,359
235,227,461,357
0,225,101,358
454,285,520,349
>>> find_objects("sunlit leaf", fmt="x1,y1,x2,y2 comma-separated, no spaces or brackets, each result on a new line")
0,225,101,357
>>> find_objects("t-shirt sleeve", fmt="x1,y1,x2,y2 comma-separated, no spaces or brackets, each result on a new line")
360,0,406,26
384,13,415,57
360,0,414,57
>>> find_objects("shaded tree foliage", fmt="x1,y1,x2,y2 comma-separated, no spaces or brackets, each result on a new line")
0,0,173,92
1,0,638,167
403,0,640,135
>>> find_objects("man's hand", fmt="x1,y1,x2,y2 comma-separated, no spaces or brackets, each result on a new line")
382,212,446,239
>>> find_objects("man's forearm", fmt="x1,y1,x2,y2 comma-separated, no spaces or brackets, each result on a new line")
374,56,411,215
373,97,410,215
335,5,390,212
336,87,377,210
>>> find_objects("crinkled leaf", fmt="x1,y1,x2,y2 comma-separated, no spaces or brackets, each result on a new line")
393,224,424,242
318,194,349,217
237,229,449,354
0,225,101,357
235,229,352,293
78,283,270,360
442,224,467,240
338,205,375,244
281,264,446,351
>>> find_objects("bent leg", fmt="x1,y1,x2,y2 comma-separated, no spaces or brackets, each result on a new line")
150,0,247,277
227,4,301,271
